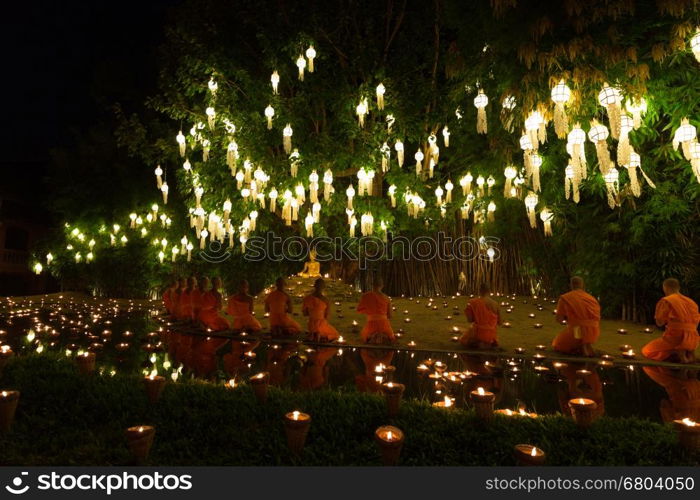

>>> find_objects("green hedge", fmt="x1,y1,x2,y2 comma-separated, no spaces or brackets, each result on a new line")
0,354,697,466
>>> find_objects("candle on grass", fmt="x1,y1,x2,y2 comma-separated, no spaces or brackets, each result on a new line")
0,345,13,372
568,398,598,428
673,418,700,451
621,349,636,359
470,387,495,420
143,374,167,404
0,390,20,433
432,395,455,409
374,425,404,466
249,372,270,404
125,425,155,463
76,351,96,374
382,382,405,417
284,410,311,455
513,444,546,466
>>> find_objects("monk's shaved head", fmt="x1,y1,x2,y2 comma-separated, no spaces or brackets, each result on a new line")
570,276,584,289
275,277,286,288
314,278,325,290
479,282,491,295
663,278,680,293
372,276,384,291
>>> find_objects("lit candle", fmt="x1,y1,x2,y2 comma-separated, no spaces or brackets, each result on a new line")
125,425,156,464
568,398,598,428
432,395,455,409
616,328,628,335
407,341,416,347
284,410,311,455
514,347,525,354
470,387,495,420
621,349,636,359
143,374,166,404
382,382,406,417
249,372,270,404
0,390,20,433
513,444,546,466
75,351,96,375
374,425,404,465
533,323,543,329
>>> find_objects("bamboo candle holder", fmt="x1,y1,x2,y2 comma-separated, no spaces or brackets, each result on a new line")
374,425,404,466
76,352,96,374
0,390,20,433
125,425,155,463
284,411,311,455
382,382,405,417
513,444,546,466
568,398,598,428
250,372,270,404
143,375,166,404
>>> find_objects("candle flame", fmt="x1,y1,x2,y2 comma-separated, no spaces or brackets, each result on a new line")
292,411,300,420
138,426,144,433
227,378,236,388
477,387,485,396
375,363,385,373
1,391,7,398
577,398,587,404
530,446,538,457
682,417,697,427
387,431,393,440
444,395,453,407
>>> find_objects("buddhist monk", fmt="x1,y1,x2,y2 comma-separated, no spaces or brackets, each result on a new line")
642,278,700,364
460,283,501,349
162,279,179,315
198,277,230,331
302,278,340,342
265,277,302,335
227,280,262,333
356,278,395,344
552,276,600,357
643,366,700,423
178,277,198,321
172,277,188,320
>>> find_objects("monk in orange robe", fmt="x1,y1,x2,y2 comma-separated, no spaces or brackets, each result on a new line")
198,277,230,331
162,280,179,315
265,277,302,335
643,366,700,423
460,283,501,349
227,280,262,333
356,278,395,344
552,276,600,357
642,278,700,364
302,278,340,342
172,278,188,320
178,277,202,322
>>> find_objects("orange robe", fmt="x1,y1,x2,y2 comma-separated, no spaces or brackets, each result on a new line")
191,335,227,376
171,290,183,319
302,295,340,341
163,289,175,314
227,297,262,332
552,290,601,353
299,347,337,390
356,291,395,343
178,289,194,320
642,293,700,361
265,290,302,334
198,291,230,331
643,366,700,422
460,297,499,346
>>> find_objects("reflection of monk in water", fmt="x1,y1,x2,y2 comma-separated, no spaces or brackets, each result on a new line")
460,353,503,403
643,366,700,423
222,340,260,378
557,363,605,418
355,348,395,393
266,343,297,386
299,347,338,390
192,333,228,377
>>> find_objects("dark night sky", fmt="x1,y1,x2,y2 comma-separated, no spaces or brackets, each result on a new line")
0,1,173,178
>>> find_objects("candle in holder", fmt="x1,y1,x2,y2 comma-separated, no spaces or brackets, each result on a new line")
514,347,525,355
432,395,455,409
621,349,635,359
407,340,416,347
528,313,536,318
535,344,547,351
642,327,653,333
125,425,155,463
0,345,13,372
417,363,429,374
600,354,614,361
374,425,404,466
0,390,20,433
76,352,96,374
513,444,546,466
616,328,628,335
470,387,495,420
502,322,511,328
351,320,359,333
552,362,568,370
619,344,633,352
249,372,270,404
533,353,546,361
382,382,405,417
143,374,166,404
568,398,598,428
673,418,700,451
533,323,543,329
284,410,311,455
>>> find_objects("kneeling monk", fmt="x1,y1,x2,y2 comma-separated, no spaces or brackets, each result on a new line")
642,278,699,364
552,276,600,357
265,278,302,335
356,278,395,344
227,280,262,333
198,277,230,331
460,283,501,349
302,278,340,342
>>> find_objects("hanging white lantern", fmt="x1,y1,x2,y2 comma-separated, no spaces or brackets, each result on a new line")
356,98,368,128
154,165,163,188
248,211,258,232
294,183,306,205
304,211,315,237
376,83,385,110
380,142,391,172
176,130,186,157
386,114,395,133
564,162,580,203
312,201,321,222
567,123,587,179
264,105,275,130
520,133,534,174
598,83,623,139
529,153,542,192
388,185,397,207
202,139,210,162
540,207,553,236
504,166,517,197
129,213,137,229
323,170,334,200
360,213,374,236
200,229,209,250
500,95,516,132
617,114,634,167
690,28,700,62
689,141,700,183
283,124,293,154
626,150,642,197
588,120,611,175
269,188,278,213
487,201,496,222
442,126,450,147
296,55,306,81
473,90,488,134
346,184,355,209
476,175,485,196
186,242,193,262
235,171,244,190
161,182,169,204
625,97,647,129
551,80,571,138
524,110,545,149
394,140,404,167
289,149,300,177
673,118,697,161
604,166,619,209
435,186,444,206
208,76,218,95
227,141,239,172
349,215,357,237
309,170,319,203
445,180,453,203
460,172,473,195
305,45,316,72
183,158,192,173
414,149,424,176
524,191,538,228
271,70,280,94
194,186,204,207
486,175,495,196
357,169,368,196
206,107,216,129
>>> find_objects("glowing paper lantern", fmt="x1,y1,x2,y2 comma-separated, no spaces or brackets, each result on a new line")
625,98,647,129
346,184,355,210
360,213,374,236
524,110,545,149
673,118,697,161
356,98,368,128
598,83,622,139
567,124,587,179
487,201,496,222
460,172,473,195
524,191,538,228
154,165,163,188
442,126,450,147
617,114,634,167
691,28,700,62
435,186,443,206
689,141,700,183
305,211,315,237
394,140,404,167
202,139,210,162
529,153,542,192
388,185,397,207
271,71,280,94
564,163,580,203
283,124,293,154
323,170,334,200
504,166,517,197
540,207,553,236
376,83,385,110
161,183,169,204
445,180,453,203
476,175,485,197
501,95,516,132
227,141,239,172
414,149,424,176
604,166,619,209
486,175,495,196
473,90,488,134
296,55,306,81
206,107,216,129
305,45,316,72
309,171,319,203
551,80,571,138
176,130,186,157
386,114,395,133
269,188,278,213
264,105,275,130
588,120,611,175
380,142,391,172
